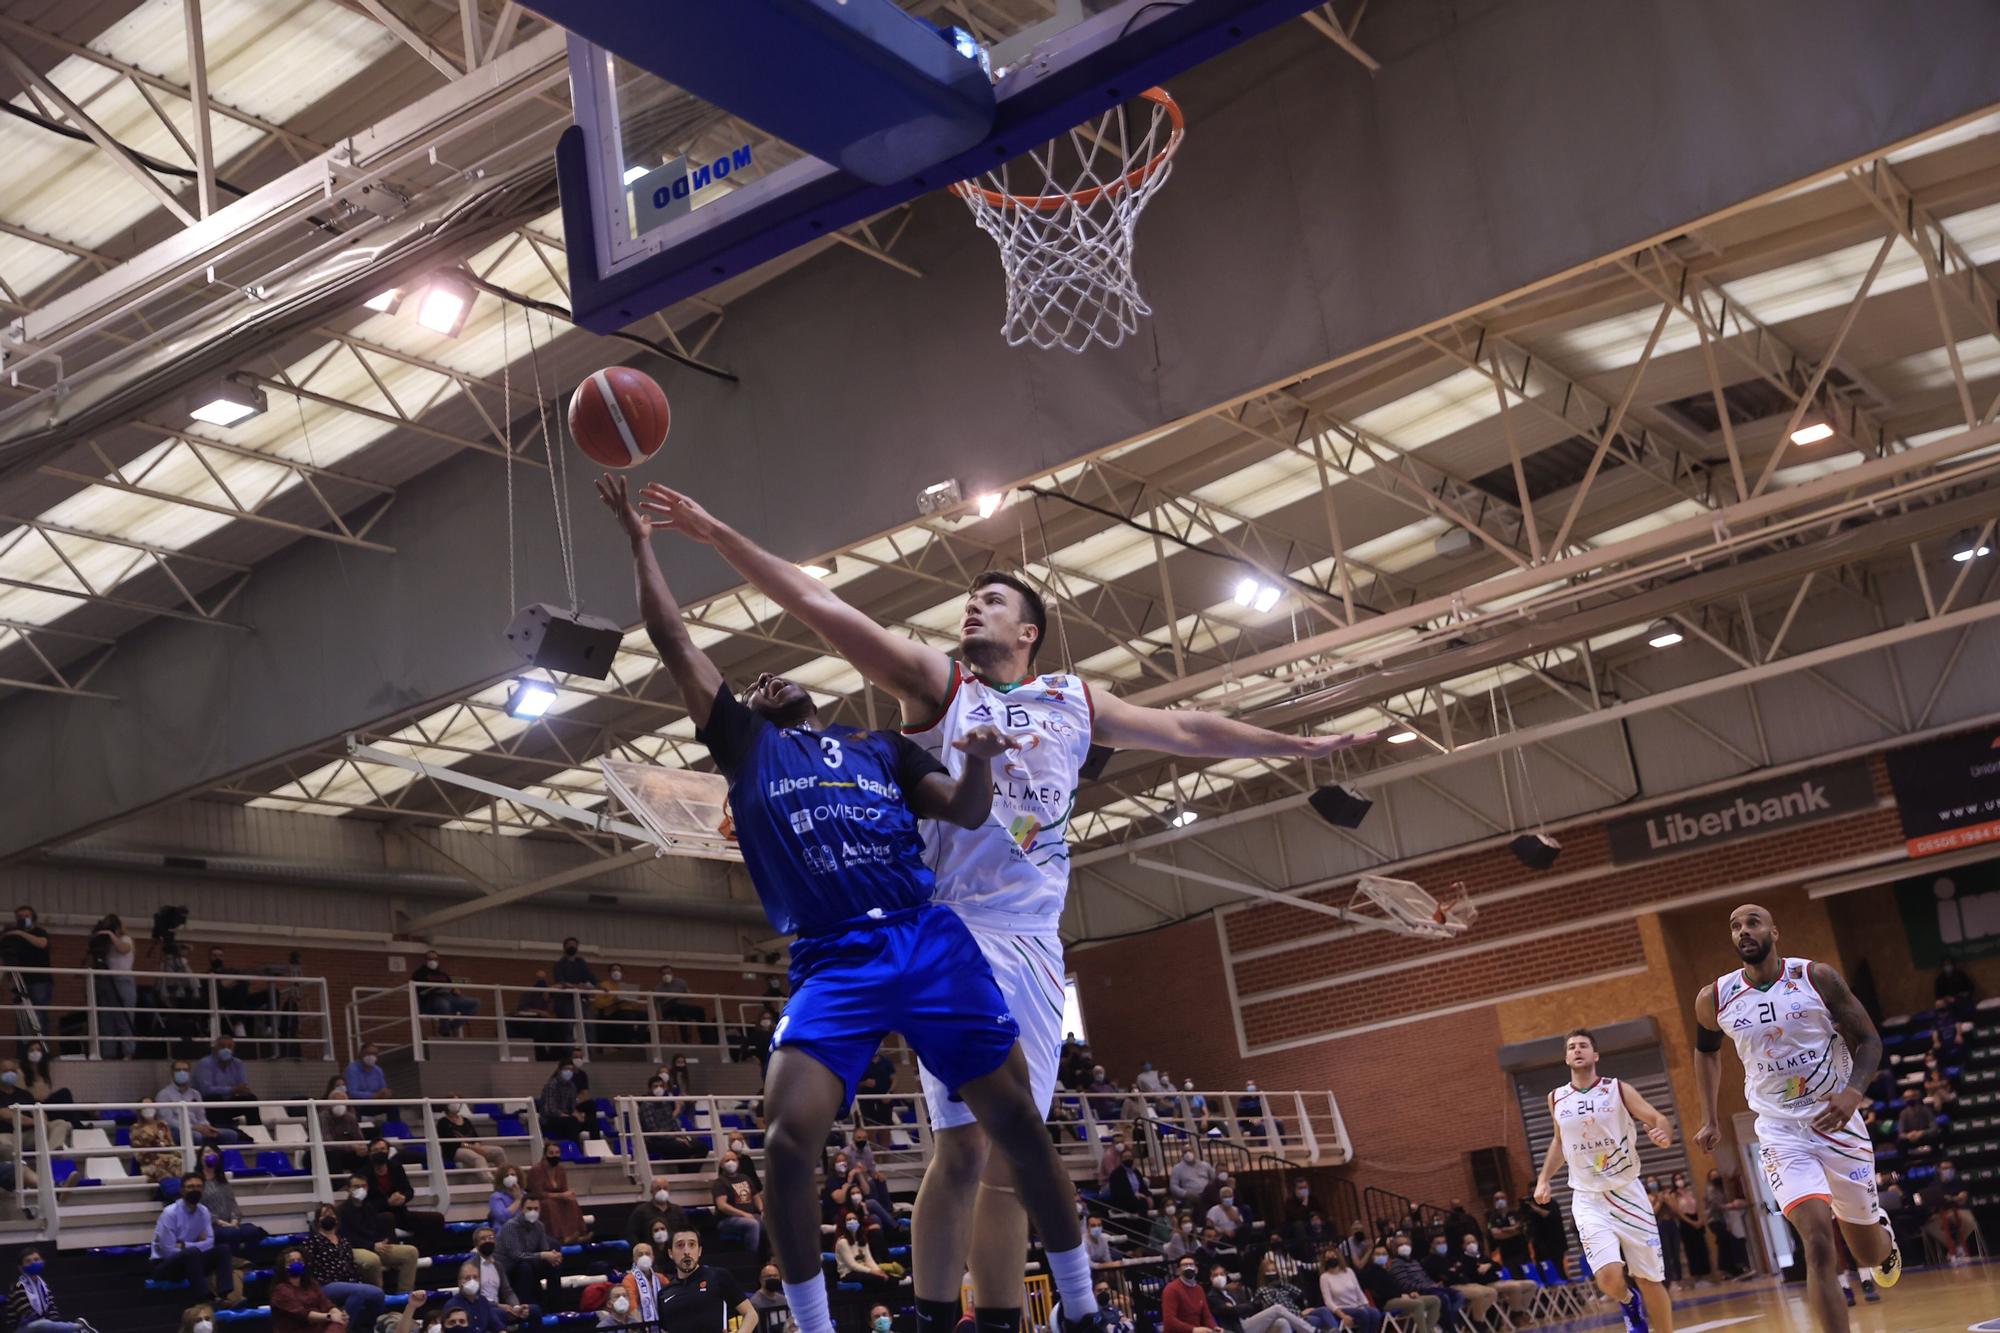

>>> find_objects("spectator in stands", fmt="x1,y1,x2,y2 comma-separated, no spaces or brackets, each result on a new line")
1172,1148,1215,1205
1084,1214,1117,1266
712,1146,765,1254
158,1058,240,1146
496,1190,565,1307
1934,1014,1971,1069
191,1035,259,1132
1163,1216,1201,1264
1098,1130,1127,1186
447,1252,535,1333
88,914,136,1060
1338,1224,1370,1269
1355,1242,1438,1333
320,1090,367,1175
1314,1251,1383,1333
528,1139,590,1244
413,950,480,1039
654,965,705,1043
511,972,564,1062
1922,1158,1984,1262
1459,1234,1537,1320
854,1051,895,1124
749,1264,788,1331
628,1176,690,1251
17,1044,76,1147
537,1059,590,1143
1,907,52,1043
1879,1170,1905,1217
1483,1191,1528,1271
1162,1259,1211,1333
1195,1225,1235,1279
130,1099,180,1182
489,1164,525,1228
274,949,308,1055
1669,1171,1710,1280
6,1248,77,1333
1085,1064,1121,1122
1438,1200,1481,1252
1386,1235,1463,1329
1704,1170,1750,1277
269,1245,359,1333
0,1061,57,1171
590,965,649,1046
336,1172,421,1294
1924,1058,1957,1108
618,1243,669,1324
666,1053,695,1093
437,1096,509,1170
360,1137,447,1251
551,937,596,1024
1419,1233,1497,1325
178,1304,216,1333
343,1045,393,1105
197,1149,267,1258
1206,1263,1312,1333
205,947,256,1043
1280,1178,1320,1238
598,1287,642,1329
848,1163,896,1233
1522,1190,1565,1266
637,1078,697,1164
1897,1087,1941,1152
736,1013,777,1073
835,1212,905,1288
1246,1253,1330,1333
1936,958,1977,1017
152,1171,233,1302
303,1200,387,1326
1105,1145,1149,1214
1208,1182,1246,1240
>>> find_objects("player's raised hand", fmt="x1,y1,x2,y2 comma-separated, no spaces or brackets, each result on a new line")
639,483,722,543
1297,729,1386,758
1810,1087,1865,1135
953,724,1020,760
1532,1180,1552,1206
1693,1120,1721,1152
1647,1120,1675,1150
595,473,655,543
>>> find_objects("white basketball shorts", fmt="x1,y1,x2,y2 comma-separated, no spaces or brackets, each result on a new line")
919,908,1066,1132
1572,1179,1665,1283
1756,1110,1882,1225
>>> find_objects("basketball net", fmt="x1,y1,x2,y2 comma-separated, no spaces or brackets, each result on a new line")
950,88,1184,353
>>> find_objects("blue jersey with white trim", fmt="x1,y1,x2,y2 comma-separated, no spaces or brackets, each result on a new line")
696,685,945,938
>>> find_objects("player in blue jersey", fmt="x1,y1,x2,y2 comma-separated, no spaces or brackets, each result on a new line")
598,475,1112,1333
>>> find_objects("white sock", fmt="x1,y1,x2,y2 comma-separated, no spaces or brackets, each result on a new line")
1859,1268,1874,1282
784,1276,834,1333
1046,1244,1098,1318
1838,1272,1851,1291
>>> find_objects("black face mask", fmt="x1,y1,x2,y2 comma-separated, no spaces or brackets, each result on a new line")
564,945,578,955
320,1216,337,1231
370,1153,389,1164
478,1241,496,1257
763,1279,782,1293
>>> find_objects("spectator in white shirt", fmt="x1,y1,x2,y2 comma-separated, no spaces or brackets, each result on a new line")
156,1061,240,1145
1207,1185,1245,1240
1170,1149,1215,1204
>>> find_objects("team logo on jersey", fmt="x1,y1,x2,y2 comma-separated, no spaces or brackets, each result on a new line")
803,846,838,875
1730,1014,1753,1030
1780,1074,1810,1101
789,809,814,834
968,702,995,722
1007,814,1044,849
1039,688,1066,703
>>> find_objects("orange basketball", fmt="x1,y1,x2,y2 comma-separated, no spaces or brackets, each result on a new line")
569,366,670,469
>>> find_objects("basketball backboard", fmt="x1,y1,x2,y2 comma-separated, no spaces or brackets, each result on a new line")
539,0,1329,332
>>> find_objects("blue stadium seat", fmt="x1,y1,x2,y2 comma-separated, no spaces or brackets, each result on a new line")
383,1120,412,1140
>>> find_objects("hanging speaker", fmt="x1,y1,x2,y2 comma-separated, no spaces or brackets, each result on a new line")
1511,832,1562,870
1308,783,1373,829
505,603,624,679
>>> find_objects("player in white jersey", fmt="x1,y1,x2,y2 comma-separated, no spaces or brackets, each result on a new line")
1692,904,1902,1333
1531,1029,1675,1333
638,485,1376,1333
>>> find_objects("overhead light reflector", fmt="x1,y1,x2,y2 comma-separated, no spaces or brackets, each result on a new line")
505,681,558,719
917,478,963,515
800,562,834,579
414,274,475,336
1386,730,1417,745
976,492,1004,519
1951,531,1992,563
1789,421,1835,446
186,376,266,428
1646,619,1683,648
1169,809,1198,828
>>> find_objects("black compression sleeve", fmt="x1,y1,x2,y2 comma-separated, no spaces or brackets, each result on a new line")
1695,1024,1723,1053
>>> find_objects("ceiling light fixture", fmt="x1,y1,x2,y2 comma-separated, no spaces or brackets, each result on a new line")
186,376,267,428
800,561,835,579
1386,730,1417,745
917,478,963,515
1169,809,1198,828
413,273,476,336
505,680,558,719
1646,619,1684,648
976,491,1004,519
1951,536,1992,563
1789,420,1835,446
1234,578,1281,613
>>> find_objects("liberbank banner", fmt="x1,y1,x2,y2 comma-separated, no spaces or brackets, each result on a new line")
1886,726,2000,858
1605,760,1877,866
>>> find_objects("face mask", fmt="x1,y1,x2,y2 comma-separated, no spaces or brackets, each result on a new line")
1221,1193,1233,1204
1181,1223,1194,1234
524,1210,540,1223
565,945,578,955
503,1176,518,1189
610,970,623,981
559,1070,574,1083
1211,1276,1228,1290
26,1050,41,1063
332,1086,347,1098
287,1262,307,1277
1396,1246,1411,1259
611,1298,630,1315
17,916,29,928
653,1229,670,1245
184,1192,204,1207
195,1322,214,1333
1296,1188,1309,1200
461,1280,480,1297
1372,1256,1388,1268
349,1186,367,1201
1942,1169,1958,1181
0,1073,14,1087
174,1071,190,1086
478,1241,496,1257
733,1142,748,1154
637,1254,654,1271
1463,1245,1479,1257
1183,1153,1196,1164
22,1262,42,1276
1089,1226,1102,1237
362,1056,378,1069
450,1102,467,1116
764,1279,783,1293
216,1049,233,1063
654,1188,673,1205
650,1087,666,1097
874,1319,893,1333
845,1220,860,1233
1493,1199,1508,1210
1178,1272,1198,1286
723,1161,739,1175
320,1217,337,1231
1432,1243,1447,1256
370,1152,389,1165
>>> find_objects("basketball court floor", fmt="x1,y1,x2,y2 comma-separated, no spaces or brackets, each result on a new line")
1542,1266,1999,1332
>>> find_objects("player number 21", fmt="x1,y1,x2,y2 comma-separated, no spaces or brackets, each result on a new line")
819,736,844,769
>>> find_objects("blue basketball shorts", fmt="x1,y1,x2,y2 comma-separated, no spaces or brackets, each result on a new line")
777,903,1021,1107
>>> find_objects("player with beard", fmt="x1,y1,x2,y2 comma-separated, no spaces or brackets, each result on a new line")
636,483,1376,1333
600,476,1107,1333
1692,904,1901,1333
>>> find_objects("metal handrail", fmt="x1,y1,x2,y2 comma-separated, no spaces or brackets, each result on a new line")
1,965,336,1060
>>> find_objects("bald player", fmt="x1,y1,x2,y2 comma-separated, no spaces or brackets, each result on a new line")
1692,904,1901,1332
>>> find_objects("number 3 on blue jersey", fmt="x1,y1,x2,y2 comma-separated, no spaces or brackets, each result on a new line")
820,736,844,769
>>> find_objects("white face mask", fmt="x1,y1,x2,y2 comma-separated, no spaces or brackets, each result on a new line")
611,1298,630,1316
653,1229,669,1245
195,1322,214,1333
503,1176,518,1190
140,1107,158,1120
1396,1246,1412,1259
610,970,623,982
349,1186,367,1201
1211,1276,1228,1290
655,1190,671,1205
636,1254,654,1271
722,1160,739,1175
524,1209,540,1223
362,1055,377,1069
450,1102,467,1116
461,1280,480,1297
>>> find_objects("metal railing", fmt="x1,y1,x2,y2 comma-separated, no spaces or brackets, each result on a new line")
0,965,335,1060
347,980,786,1063
1054,1089,1352,1169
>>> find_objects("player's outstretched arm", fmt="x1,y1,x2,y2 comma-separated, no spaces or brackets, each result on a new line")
1692,983,1724,1152
596,475,724,728
1809,961,1883,1133
907,724,1015,829
1620,1081,1677,1149
638,484,951,716
1092,690,1380,759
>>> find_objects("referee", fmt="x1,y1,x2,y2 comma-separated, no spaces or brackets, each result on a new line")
657,1227,760,1333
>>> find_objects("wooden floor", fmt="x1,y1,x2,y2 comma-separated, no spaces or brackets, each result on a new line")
1545,1264,2000,1331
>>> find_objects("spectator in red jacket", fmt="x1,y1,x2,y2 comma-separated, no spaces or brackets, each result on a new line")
1163,1259,1214,1333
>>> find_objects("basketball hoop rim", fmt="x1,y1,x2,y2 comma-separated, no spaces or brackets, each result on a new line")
949,87,1185,212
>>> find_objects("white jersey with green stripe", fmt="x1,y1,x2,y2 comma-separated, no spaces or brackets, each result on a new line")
903,660,1094,925
1552,1076,1641,1192
1714,956,1852,1123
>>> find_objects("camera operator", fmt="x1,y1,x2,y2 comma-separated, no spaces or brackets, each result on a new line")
88,916,137,1060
